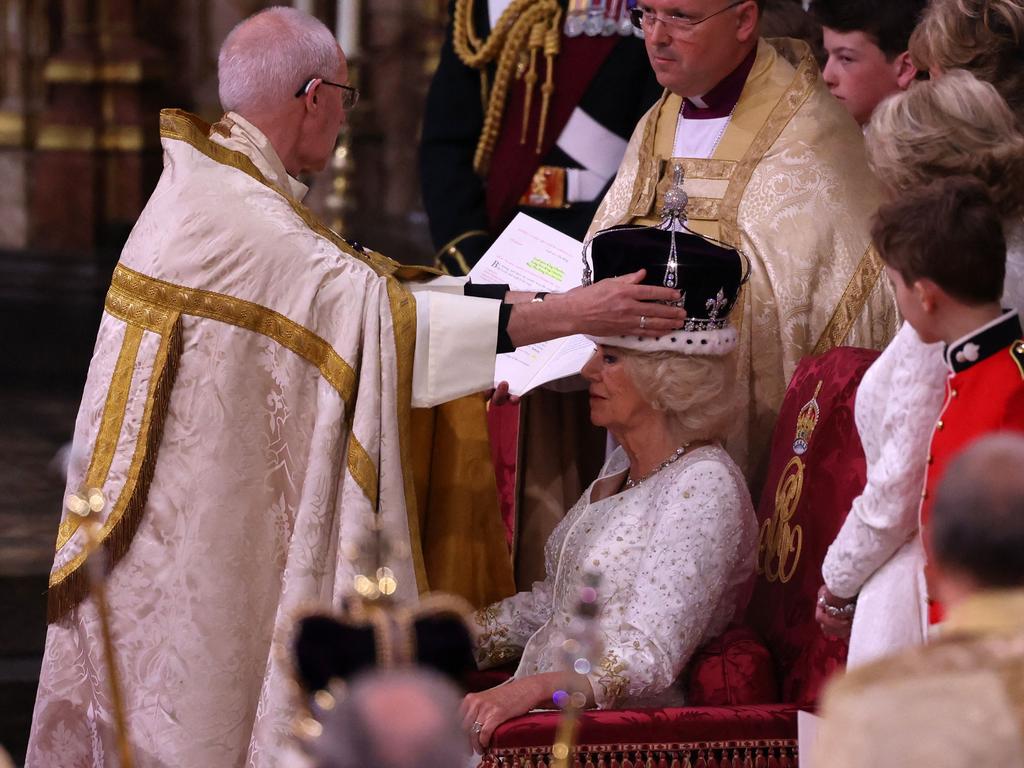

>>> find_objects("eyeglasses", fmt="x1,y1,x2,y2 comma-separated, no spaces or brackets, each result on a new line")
629,0,748,33
294,77,360,110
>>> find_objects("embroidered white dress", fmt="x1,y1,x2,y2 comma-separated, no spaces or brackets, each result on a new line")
473,445,758,708
821,322,946,666
822,220,1024,667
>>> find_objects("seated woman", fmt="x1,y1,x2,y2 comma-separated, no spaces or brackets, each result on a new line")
461,219,759,751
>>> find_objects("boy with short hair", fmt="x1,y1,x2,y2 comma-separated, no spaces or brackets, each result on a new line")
812,0,926,125
872,175,1024,619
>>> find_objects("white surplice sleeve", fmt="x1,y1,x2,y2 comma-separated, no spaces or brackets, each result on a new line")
405,276,499,408
588,459,755,708
821,324,946,599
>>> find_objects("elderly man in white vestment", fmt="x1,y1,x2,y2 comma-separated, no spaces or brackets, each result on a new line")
25,8,686,767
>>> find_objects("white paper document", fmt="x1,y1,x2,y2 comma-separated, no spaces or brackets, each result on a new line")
469,213,595,396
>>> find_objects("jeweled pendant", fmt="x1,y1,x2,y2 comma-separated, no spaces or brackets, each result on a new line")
584,0,606,36
665,232,678,289
565,0,588,36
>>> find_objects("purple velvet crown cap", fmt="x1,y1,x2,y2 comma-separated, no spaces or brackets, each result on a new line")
588,224,744,325
584,223,747,354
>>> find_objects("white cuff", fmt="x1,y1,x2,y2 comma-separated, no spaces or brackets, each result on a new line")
411,291,499,408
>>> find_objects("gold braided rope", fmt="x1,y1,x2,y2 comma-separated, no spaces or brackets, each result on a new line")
536,7,563,153
452,0,561,175
520,20,546,143
453,0,537,67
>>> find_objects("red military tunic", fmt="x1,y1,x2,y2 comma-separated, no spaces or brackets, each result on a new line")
920,310,1024,621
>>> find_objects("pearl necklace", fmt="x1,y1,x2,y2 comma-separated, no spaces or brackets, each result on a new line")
624,443,690,489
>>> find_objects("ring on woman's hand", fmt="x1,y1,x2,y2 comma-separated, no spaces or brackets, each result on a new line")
640,314,647,330
472,721,484,734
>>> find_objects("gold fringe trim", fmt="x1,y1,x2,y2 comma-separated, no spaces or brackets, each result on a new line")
48,314,184,623
55,323,144,551
347,439,379,516
482,740,799,768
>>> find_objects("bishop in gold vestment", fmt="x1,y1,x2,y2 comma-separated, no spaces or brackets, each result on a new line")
590,38,898,484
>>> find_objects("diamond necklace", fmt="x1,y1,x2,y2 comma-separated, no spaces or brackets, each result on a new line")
624,443,691,489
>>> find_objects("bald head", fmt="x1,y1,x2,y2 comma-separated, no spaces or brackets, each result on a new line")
218,6,340,116
931,433,1024,589
312,670,469,768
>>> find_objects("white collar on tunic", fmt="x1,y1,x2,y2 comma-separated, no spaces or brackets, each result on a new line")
213,111,310,202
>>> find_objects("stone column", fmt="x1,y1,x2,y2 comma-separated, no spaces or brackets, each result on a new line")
0,0,31,247
30,0,162,250
96,0,162,242
338,0,447,263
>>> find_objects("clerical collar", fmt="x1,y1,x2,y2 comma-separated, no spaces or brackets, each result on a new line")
681,46,757,120
944,309,1022,373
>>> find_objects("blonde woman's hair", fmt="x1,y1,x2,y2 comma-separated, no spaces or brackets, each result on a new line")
617,349,737,443
866,69,1024,218
909,0,1024,123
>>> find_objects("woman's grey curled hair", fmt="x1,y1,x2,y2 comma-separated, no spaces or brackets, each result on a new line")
620,349,737,443
218,7,340,115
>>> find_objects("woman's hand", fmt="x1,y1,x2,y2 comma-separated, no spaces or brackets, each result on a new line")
460,678,544,753
815,585,856,639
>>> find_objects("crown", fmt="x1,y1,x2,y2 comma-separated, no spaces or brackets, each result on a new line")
792,381,823,456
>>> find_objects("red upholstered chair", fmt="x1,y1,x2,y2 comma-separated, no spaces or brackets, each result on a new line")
481,347,881,767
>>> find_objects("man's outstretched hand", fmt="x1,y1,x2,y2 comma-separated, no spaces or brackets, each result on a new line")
506,270,687,348
565,269,687,337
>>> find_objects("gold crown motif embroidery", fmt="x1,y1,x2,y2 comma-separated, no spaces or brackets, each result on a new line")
792,381,823,455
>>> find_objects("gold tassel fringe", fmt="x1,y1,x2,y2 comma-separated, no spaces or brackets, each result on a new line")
47,316,184,623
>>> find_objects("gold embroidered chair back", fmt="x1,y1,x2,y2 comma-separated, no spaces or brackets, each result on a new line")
747,346,880,705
